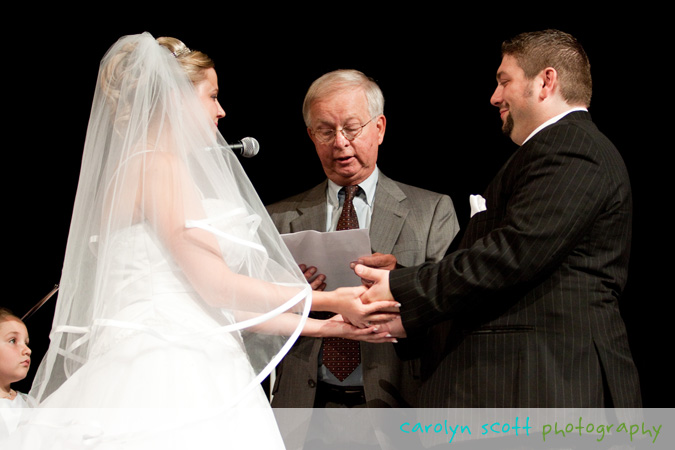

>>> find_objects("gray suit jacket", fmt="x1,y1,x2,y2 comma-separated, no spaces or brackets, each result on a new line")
390,112,641,408
268,171,458,407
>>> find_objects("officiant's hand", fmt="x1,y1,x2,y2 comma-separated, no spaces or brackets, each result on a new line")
352,252,397,271
299,264,326,291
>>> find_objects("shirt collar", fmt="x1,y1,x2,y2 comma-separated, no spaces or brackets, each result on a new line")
327,167,379,207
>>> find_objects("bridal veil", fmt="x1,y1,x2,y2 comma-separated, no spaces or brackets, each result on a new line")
29,32,311,406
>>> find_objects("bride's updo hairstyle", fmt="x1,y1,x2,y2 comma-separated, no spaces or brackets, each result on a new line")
98,36,214,131
156,36,214,84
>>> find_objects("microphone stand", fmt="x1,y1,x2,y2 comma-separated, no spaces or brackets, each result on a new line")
21,284,59,320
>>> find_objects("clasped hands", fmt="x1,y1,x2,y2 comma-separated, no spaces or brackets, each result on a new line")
302,253,407,340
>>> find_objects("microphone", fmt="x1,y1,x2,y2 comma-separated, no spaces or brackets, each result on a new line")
228,137,259,158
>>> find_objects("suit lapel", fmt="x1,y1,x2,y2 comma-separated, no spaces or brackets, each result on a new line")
370,173,408,254
286,174,410,253
289,182,328,233
459,111,593,249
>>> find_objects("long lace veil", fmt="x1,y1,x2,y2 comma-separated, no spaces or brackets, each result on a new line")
29,32,310,405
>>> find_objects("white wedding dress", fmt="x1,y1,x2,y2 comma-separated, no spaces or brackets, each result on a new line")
5,33,311,449
6,201,299,449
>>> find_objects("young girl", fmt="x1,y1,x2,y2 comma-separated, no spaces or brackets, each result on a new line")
0,307,35,438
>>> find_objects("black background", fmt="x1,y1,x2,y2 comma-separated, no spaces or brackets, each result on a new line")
6,10,668,406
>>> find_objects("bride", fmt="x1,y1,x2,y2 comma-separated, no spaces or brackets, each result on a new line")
6,33,397,448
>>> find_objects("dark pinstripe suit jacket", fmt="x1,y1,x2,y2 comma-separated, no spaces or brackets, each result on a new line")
390,111,641,408
267,171,459,407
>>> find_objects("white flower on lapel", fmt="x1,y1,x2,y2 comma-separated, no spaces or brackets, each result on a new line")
469,194,487,218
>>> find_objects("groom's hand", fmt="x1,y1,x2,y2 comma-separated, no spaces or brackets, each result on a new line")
351,253,397,289
372,315,407,338
354,264,395,305
354,265,407,338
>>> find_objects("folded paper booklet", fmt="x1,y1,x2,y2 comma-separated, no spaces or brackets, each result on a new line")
281,229,372,291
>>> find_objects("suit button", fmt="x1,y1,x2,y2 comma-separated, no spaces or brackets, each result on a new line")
308,379,316,388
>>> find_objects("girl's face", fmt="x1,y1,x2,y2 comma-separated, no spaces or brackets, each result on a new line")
0,317,31,386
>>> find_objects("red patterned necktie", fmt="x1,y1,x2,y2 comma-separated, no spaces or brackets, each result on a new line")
322,185,361,381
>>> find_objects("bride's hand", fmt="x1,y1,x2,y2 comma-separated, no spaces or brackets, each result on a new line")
318,316,397,343
361,315,407,338
319,286,400,328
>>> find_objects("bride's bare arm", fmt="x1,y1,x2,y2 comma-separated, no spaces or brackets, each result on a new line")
142,153,400,323
142,152,305,311
239,310,397,343
304,315,397,342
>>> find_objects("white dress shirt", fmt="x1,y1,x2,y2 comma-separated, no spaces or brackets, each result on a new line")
325,167,378,232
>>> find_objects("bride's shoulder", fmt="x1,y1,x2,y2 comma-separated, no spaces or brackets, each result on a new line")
141,150,189,177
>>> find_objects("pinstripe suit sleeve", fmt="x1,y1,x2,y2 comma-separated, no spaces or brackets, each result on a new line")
392,115,629,336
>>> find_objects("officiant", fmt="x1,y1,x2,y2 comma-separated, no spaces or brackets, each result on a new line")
266,69,459,409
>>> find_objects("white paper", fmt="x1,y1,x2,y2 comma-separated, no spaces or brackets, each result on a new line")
281,229,372,290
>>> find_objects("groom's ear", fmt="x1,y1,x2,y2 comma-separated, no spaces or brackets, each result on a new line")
537,67,559,101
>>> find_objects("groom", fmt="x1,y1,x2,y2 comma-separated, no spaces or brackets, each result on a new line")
357,29,642,408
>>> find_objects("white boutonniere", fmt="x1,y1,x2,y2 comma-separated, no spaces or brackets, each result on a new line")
469,195,487,218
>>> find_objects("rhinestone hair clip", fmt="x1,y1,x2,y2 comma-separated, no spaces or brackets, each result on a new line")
171,47,191,58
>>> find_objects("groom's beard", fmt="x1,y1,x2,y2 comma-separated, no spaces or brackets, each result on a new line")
502,113,514,138
500,86,533,142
